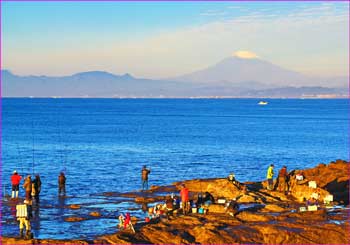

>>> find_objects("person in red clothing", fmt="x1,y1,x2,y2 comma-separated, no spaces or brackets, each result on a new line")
11,170,22,198
124,212,131,229
277,166,288,193
180,184,189,215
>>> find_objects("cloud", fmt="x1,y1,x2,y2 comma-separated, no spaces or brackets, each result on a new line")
233,51,259,59
200,10,227,16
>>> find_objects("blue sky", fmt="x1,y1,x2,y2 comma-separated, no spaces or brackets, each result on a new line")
2,1,349,79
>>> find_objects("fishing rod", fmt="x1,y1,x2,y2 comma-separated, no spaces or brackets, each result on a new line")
16,142,24,174
31,120,35,176
57,117,65,172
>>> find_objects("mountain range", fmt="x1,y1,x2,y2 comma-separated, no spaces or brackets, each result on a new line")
2,57,348,98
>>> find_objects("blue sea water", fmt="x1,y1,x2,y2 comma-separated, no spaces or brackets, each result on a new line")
1,98,349,239
2,98,349,197
2,99,349,195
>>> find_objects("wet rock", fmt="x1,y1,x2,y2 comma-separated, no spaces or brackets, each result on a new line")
65,216,86,222
89,211,101,217
236,211,274,222
134,196,164,203
68,204,81,209
261,204,286,212
236,194,258,203
2,237,89,244
208,204,226,213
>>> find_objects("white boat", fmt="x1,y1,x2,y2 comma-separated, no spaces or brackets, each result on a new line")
258,101,268,105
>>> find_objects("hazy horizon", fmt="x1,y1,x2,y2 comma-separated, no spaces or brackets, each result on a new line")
2,1,349,81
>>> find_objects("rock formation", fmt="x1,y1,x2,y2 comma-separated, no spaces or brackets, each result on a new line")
2,160,349,244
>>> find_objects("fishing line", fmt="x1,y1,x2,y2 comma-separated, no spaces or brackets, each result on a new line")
16,142,24,174
31,120,35,176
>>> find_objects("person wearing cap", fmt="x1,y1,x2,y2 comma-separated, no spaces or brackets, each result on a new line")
266,164,274,190
141,165,151,191
23,175,32,201
11,170,22,198
58,172,66,195
180,184,189,215
16,199,32,239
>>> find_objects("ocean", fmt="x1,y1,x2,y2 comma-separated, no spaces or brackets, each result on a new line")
2,98,349,197
1,98,349,239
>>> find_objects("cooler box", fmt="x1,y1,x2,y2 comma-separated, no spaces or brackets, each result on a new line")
192,208,197,213
324,195,333,203
217,199,226,204
198,208,204,214
307,205,318,211
308,181,317,188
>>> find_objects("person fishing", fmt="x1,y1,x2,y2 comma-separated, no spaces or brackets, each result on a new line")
141,165,151,191
11,170,22,199
32,174,42,203
266,164,274,190
23,175,32,201
277,166,288,193
58,172,66,195
16,199,33,239
180,184,189,215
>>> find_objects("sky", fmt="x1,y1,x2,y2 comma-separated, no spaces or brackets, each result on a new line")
1,1,349,79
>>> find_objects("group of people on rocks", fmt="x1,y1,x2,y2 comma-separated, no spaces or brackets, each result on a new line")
10,170,66,201
11,171,42,202
266,164,295,193
10,170,67,239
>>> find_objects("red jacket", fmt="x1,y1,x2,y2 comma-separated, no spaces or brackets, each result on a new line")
11,174,22,185
180,187,189,202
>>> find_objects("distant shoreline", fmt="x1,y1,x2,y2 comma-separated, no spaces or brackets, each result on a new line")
2,96,348,99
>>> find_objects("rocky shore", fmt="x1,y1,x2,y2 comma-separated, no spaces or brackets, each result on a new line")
2,159,349,244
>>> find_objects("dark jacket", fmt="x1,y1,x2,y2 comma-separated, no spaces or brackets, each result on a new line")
142,168,150,181
58,174,66,186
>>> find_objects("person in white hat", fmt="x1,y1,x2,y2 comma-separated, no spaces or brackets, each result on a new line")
16,199,32,239
11,170,22,198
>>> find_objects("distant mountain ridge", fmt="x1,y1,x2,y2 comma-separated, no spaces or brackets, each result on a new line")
1,57,348,98
169,56,347,88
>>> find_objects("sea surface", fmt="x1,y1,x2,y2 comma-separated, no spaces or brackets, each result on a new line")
1,98,349,239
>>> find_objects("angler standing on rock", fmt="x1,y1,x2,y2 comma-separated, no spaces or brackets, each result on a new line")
141,165,151,191
23,175,32,201
277,166,288,193
58,172,66,195
33,174,42,203
11,170,22,199
180,184,189,215
266,164,274,190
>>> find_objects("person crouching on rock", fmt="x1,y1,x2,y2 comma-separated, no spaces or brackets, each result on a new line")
180,184,189,215
266,164,274,190
165,195,174,219
225,198,239,217
203,192,215,206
